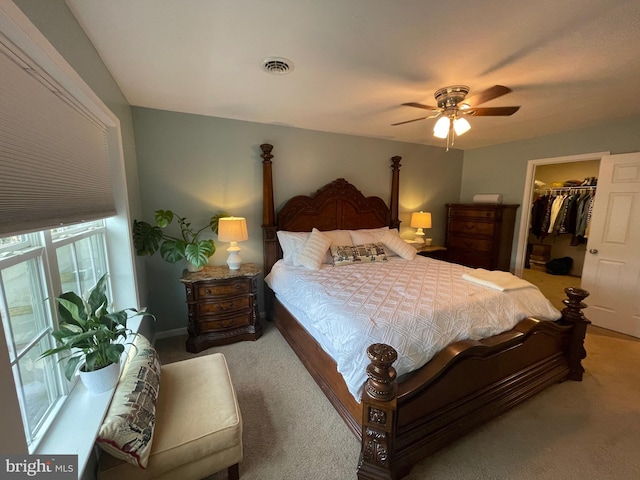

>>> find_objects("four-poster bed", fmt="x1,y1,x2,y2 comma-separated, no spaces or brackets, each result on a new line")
258,143,590,480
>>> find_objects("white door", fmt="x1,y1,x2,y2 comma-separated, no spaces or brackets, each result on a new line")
581,152,640,337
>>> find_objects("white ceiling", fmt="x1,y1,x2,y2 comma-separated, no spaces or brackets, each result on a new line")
65,0,640,150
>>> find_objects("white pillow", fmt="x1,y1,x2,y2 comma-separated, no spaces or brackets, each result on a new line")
320,229,353,263
321,229,353,246
381,229,417,260
348,227,389,242
349,227,398,256
277,230,309,265
296,228,332,270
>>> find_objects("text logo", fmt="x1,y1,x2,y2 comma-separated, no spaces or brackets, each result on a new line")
2,455,77,479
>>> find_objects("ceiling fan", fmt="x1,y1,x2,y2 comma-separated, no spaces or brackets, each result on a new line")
392,85,520,150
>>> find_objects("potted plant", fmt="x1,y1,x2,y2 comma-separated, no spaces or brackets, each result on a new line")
133,210,228,272
40,274,154,394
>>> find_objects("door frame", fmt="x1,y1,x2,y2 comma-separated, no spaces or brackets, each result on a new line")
514,151,610,277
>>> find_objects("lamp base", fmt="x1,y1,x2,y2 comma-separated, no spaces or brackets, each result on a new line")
226,244,242,270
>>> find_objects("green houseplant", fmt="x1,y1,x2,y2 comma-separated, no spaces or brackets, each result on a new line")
41,274,153,393
133,210,228,271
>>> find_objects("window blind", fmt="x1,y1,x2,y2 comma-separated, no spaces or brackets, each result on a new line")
0,40,116,236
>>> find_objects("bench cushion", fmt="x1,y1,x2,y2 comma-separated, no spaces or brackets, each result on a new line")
98,353,242,480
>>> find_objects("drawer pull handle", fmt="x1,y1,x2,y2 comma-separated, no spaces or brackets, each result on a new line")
217,302,234,311
464,225,475,229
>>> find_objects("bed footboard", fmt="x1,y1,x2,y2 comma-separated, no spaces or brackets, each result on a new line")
357,287,590,480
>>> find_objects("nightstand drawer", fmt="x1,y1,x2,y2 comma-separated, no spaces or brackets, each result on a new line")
197,296,251,315
197,281,251,298
198,313,252,333
448,236,493,253
448,220,495,236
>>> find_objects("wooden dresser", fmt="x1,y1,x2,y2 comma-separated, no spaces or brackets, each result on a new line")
445,203,519,271
180,263,262,353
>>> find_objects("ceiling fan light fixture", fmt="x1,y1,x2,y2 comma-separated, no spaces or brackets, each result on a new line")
453,117,471,136
433,116,450,138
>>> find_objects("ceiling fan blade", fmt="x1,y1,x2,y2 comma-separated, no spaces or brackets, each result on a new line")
402,102,440,111
466,106,520,116
391,116,429,126
465,85,512,107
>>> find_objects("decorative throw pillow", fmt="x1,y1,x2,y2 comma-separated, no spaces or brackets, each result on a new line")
97,334,161,468
331,243,388,266
381,229,417,260
296,228,332,270
276,230,309,265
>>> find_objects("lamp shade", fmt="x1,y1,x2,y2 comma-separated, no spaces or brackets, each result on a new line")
217,217,248,242
410,211,432,229
453,117,471,136
433,116,450,139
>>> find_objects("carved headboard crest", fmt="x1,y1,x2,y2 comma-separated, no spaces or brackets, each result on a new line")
277,178,390,232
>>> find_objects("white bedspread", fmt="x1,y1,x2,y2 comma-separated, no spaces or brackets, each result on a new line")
265,256,561,401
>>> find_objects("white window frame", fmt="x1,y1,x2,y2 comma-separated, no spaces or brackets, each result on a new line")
1,3,142,476
0,221,112,450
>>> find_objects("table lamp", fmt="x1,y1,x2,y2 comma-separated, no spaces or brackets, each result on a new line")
410,211,432,244
217,217,248,270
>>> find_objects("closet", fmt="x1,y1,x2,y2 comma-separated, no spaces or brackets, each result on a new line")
527,160,600,277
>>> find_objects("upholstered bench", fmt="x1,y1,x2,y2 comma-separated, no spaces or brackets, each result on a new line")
96,336,243,480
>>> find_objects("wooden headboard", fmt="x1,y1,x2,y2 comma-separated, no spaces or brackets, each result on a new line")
260,144,402,275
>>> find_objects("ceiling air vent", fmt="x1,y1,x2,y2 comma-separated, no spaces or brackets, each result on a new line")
261,57,294,75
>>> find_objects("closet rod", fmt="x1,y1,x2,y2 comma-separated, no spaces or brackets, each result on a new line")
545,185,597,194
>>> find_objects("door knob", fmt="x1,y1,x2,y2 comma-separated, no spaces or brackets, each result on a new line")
589,248,598,254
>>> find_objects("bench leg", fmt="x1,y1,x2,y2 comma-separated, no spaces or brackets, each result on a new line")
227,463,239,480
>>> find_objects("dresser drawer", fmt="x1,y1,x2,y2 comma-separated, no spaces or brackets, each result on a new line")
196,280,251,299
449,207,497,220
197,296,251,315
448,220,495,236
448,236,493,253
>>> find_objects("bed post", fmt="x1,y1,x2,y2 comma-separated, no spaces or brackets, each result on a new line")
357,344,400,480
559,287,591,381
260,143,278,277
389,156,401,230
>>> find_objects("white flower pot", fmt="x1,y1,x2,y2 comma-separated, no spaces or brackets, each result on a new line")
79,361,121,394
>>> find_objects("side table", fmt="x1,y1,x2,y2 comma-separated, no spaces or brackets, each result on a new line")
180,263,262,353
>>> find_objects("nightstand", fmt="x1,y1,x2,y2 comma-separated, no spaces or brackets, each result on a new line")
416,245,448,261
180,263,262,353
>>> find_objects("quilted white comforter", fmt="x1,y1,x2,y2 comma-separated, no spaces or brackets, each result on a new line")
265,256,561,401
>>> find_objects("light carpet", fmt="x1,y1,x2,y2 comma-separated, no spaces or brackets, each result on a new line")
155,320,640,480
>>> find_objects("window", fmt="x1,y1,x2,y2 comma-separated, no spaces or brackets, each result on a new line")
0,220,110,450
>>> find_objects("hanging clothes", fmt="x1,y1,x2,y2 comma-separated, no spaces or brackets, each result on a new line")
571,191,596,245
530,194,550,238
